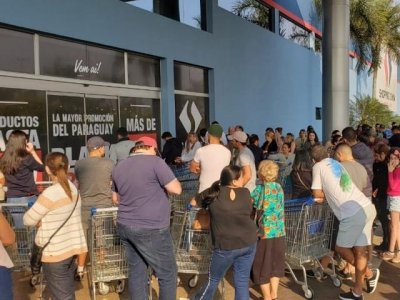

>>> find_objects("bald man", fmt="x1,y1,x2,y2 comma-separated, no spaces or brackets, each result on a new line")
335,143,372,197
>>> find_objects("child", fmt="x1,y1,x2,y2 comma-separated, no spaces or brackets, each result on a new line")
251,160,285,300
382,147,400,263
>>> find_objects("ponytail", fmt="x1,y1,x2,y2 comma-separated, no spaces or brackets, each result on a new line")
46,152,72,200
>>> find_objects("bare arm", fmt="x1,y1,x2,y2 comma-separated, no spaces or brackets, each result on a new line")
112,192,120,205
165,178,182,195
312,189,325,203
0,210,16,246
241,165,251,186
27,142,43,165
190,160,201,174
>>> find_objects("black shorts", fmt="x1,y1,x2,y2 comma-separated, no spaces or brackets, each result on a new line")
251,237,285,284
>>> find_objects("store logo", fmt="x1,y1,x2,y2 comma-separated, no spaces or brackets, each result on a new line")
74,59,102,75
179,100,202,134
384,52,392,87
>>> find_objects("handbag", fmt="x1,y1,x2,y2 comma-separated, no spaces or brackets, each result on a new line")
252,186,265,238
191,208,210,230
30,192,79,275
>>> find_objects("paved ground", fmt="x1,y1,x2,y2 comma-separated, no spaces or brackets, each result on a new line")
12,232,400,299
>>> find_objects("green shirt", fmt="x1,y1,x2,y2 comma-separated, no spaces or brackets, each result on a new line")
251,182,286,239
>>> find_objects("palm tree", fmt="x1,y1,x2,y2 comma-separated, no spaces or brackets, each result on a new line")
232,0,271,29
314,0,400,75
350,95,395,126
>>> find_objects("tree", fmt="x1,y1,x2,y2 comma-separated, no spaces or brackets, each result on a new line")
314,0,400,75
349,95,395,126
232,0,271,29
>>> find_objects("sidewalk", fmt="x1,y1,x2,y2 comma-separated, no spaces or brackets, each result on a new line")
12,255,400,300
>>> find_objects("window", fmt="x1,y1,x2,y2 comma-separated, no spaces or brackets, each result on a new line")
174,62,209,142
279,14,311,49
0,27,34,74
128,54,160,87
124,0,206,30
219,0,272,31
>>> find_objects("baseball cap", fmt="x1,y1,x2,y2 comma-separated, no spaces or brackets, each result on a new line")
208,124,223,138
87,136,110,150
231,131,248,143
137,136,158,148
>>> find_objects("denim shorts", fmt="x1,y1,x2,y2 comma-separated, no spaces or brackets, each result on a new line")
388,195,400,212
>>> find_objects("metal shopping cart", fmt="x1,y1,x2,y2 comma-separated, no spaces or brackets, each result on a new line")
170,163,199,182
1,203,35,272
171,208,215,289
170,179,199,213
89,207,128,299
284,197,341,299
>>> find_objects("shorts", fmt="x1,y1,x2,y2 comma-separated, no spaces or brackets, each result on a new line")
388,195,400,212
251,237,285,284
336,203,376,248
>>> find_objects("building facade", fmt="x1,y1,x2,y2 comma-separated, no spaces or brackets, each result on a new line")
0,0,391,165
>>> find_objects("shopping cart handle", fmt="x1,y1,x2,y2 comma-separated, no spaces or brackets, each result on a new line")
91,207,97,215
28,199,35,208
285,196,314,205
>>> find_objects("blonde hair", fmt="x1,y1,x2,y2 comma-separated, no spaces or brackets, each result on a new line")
258,160,279,182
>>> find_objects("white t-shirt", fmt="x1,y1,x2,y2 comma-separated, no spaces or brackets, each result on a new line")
312,158,371,220
194,144,231,192
181,141,202,163
234,147,257,192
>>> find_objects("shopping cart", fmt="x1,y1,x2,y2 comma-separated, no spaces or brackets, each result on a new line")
284,197,341,299
89,207,128,299
170,179,199,213
170,163,199,182
1,203,35,272
171,208,225,297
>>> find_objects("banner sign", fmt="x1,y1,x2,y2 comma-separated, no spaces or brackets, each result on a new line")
375,50,397,111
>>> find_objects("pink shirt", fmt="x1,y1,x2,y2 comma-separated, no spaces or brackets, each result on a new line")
387,167,400,196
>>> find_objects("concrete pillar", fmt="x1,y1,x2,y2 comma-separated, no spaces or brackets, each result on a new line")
322,0,350,141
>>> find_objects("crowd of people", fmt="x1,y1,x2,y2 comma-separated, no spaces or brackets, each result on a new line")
0,121,399,300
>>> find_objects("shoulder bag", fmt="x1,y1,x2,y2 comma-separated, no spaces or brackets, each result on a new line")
30,192,79,275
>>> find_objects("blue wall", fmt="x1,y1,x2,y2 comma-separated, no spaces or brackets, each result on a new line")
0,0,323,140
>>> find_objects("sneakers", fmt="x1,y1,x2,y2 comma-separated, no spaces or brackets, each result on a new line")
381,251,395,261
365,268,380,294
339,289,363,300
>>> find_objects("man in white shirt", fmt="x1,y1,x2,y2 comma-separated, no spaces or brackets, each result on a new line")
311,145,378,300
229,131,256,192
190,124,231,192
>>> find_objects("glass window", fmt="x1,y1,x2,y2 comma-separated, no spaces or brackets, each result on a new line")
39,36,124,83
123,0,205,30
315,36,322,53
218,0,272,31
124,0,153,12
174,63,208,93
0,28,34,74
128,54,160,87
279,14,311,49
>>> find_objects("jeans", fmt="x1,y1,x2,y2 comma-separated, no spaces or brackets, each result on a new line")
118,224,177,300
194,243,257,300
7,195,37,229
0,266,13,300
42,256,76,300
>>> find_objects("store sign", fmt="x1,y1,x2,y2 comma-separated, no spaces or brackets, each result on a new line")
374,50,397,111
39,37,124,83
175,95,208,143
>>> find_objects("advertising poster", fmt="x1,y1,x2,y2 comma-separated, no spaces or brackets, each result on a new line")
374,50,397,111
0,88,47,180
119,97,160,144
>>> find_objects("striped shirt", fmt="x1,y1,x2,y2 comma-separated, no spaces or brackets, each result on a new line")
23,181,87,263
